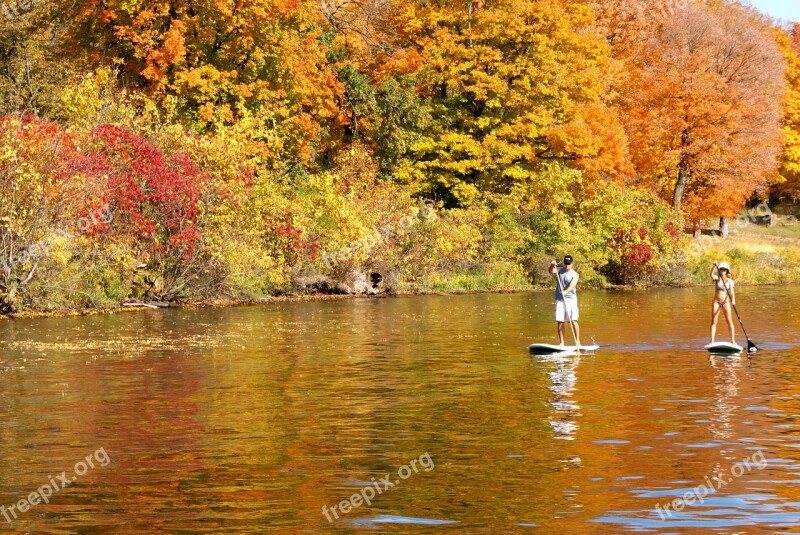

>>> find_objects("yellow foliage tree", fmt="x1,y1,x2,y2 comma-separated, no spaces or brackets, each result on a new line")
389,0,631,206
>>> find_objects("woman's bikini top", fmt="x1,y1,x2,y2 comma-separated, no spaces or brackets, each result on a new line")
715,278,734,292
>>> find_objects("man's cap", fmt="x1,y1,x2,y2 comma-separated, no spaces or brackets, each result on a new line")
563,255,573,265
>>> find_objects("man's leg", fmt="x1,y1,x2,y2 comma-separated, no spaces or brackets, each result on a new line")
556,301,565,345
565,300,581,346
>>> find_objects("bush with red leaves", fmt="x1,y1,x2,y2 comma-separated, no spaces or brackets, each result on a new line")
604,226,656,284
84,125,211,300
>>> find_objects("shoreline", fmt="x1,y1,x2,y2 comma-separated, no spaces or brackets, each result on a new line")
0,288,544,320
1,281,792,321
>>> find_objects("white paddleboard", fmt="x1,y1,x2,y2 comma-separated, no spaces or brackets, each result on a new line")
704,342,743,354
529,343,599,355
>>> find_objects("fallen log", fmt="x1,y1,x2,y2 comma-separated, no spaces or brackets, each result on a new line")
122,302,160,309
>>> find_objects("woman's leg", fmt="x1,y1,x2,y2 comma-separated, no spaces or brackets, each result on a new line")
710,301,721,343
723,302,736,344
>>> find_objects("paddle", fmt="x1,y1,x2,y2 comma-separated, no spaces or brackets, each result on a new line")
715,263,759,353
554,262,580,353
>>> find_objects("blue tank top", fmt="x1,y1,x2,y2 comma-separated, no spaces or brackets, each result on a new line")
555,268,577,301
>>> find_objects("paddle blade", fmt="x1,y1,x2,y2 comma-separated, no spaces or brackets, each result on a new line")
747,339,759,353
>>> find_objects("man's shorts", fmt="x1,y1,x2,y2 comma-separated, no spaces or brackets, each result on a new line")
555,300,579,322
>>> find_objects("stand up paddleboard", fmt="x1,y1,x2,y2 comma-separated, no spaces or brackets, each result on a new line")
529,343,599,355
704,342,743,354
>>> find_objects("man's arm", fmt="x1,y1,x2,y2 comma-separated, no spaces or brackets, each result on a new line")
563,272,579,294
549,260,558,276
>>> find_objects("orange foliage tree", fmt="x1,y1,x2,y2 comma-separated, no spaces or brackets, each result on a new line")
61,0,344,164
590,0,677,54
774,23,800,202
606,2,784,227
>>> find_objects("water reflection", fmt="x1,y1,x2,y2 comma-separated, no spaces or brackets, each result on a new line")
0,287,798,532
540,355,581,441
708,354,742,440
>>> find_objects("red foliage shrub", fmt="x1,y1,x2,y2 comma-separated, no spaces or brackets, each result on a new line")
90,125,207,261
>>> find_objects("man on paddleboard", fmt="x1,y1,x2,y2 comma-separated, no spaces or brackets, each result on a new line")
549,256,581,347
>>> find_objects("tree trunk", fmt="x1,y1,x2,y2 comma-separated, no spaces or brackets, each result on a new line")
673,130,691,211
719,216,729,238
673,164,687,211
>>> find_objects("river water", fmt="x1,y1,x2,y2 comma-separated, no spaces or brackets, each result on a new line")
0,287,799,533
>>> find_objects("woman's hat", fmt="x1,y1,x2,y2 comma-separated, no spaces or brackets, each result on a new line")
718,261,731,273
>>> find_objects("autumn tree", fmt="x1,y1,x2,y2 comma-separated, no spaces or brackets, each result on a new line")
613,2,784,226
382,0,631,207
0,0,83,116
319,0,399,57
590,0,688,55
60,0,344,165
774,23,800,202
0,116,108,312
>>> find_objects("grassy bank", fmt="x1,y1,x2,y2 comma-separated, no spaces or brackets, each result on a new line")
400,209,800,292
684,213,800,285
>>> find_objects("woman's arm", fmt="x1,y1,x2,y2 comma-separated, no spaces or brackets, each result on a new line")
710,261,719,281
729,286,736,306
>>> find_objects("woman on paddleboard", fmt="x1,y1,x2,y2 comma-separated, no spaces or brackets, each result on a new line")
710,261,736,345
